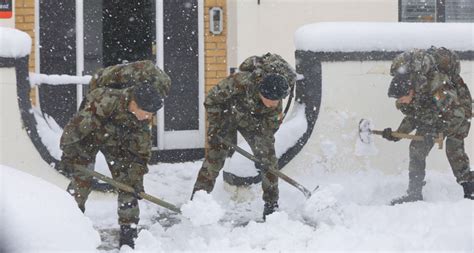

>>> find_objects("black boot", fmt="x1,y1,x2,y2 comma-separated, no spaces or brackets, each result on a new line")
461,182,474,200
78,204,85,213
119,225,138,249
391,180,425,205
263,202,278,221
191,167,217,200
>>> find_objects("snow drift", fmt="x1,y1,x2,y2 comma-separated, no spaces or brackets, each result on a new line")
0,165,101,252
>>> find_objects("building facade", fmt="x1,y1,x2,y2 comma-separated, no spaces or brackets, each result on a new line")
3,0,473,162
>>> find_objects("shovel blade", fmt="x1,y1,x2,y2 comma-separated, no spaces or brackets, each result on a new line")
358,118,373,144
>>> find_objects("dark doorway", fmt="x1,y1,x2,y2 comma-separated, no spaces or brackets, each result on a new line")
38,0,77,128
163,0,200,131
102,0,154,67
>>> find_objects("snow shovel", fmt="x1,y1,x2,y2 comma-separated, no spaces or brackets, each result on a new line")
358,119,444,149
217,135,318,199
75,166,181,213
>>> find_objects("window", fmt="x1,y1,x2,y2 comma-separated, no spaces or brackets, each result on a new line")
446,0,474,22
400,0,474,22
400,0,436,22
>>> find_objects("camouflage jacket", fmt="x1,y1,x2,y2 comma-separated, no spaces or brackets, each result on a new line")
205,71,283,131
60,88,152,162
395,50,471,136
89,60,171,98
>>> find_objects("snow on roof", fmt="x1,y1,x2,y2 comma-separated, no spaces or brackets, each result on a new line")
0,27,32,58
294,22,474,53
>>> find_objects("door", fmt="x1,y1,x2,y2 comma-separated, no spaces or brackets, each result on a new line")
156,0,205,150
38,0,204,150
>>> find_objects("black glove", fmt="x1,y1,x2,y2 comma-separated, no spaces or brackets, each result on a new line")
382,128,401,142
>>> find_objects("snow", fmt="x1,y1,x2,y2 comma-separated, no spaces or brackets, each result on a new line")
0,165,101,252
32,107,63,160
181,191,225,226
295,22,474,52
2,138,473,252
0,27,32,58
29,72,92,87
136,162,471,252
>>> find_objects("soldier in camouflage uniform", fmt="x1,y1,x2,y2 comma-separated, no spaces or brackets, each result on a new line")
384,47,473,205
191,53,296,219
60,60,171,248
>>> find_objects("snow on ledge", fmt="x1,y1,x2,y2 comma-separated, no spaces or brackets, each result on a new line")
0,27,32,58
295,22,474,53
29,73,92,87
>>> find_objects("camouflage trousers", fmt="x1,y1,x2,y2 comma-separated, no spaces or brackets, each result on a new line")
409,129,472,185
193,111,279,204
61,134,147,225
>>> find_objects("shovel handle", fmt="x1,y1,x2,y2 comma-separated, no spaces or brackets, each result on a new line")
217,135,314,199
372,130,444,149
371,130,424,141
76,167,181,213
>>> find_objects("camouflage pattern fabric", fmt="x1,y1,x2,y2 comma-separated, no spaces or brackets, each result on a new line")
392,48,472,185
61,87,151,226
89,60,171,98
193,55,294,203
239,52,297,90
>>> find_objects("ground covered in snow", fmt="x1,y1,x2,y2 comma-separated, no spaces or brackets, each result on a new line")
121,161,474,252
6,158,466,252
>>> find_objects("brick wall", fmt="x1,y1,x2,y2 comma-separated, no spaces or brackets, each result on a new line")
15,0,35,72
204,0,227,93
15,0,36,104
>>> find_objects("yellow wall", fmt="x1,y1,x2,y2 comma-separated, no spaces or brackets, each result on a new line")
15,0,35,72
204,0,228,93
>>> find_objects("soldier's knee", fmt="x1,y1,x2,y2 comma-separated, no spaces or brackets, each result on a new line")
128,162,148,179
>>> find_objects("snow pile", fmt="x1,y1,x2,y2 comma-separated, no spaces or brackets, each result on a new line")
29,72,92,87
135,225,164,252
32,107,63,160
0,165,101,252
0,27,32,58
230,212,316,251
180,190,225,226
295,22,474,52
301,184,344,226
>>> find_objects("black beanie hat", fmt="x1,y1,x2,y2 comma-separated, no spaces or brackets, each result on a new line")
132,82,163,112
259,73,289,100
